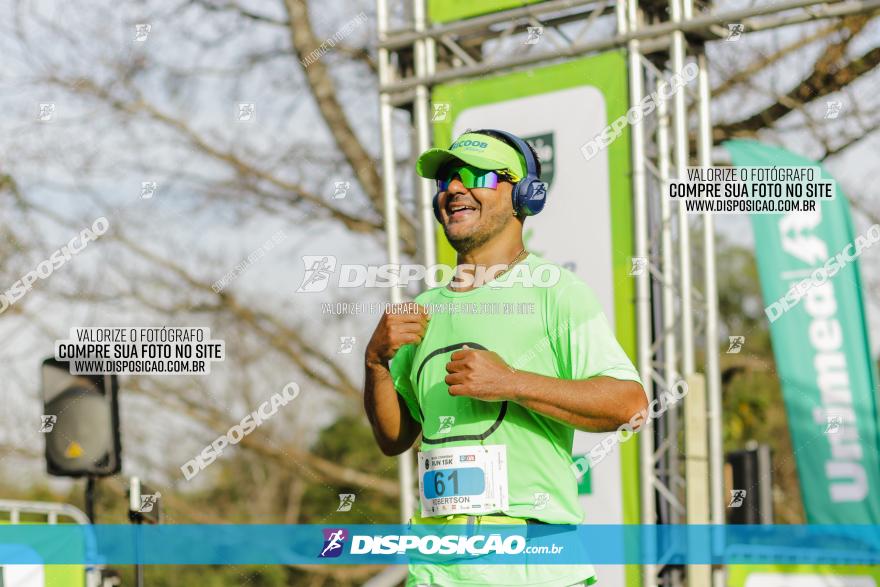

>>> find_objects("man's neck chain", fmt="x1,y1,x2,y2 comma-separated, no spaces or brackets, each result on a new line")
448,248,529,291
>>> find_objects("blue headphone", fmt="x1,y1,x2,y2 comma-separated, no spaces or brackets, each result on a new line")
432,129,547,223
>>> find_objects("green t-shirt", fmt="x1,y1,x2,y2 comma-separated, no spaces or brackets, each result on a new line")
391,253,642,525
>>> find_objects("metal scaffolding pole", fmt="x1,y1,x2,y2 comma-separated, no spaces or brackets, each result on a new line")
623,2,658,586
656,58,685,587
680,37,714,587
695,46,726,587
669,0,695,378
653,50,679,524
378,0,879,92
376,0,415,524
412,0,437,271
656,67,679,508
671,2,693,586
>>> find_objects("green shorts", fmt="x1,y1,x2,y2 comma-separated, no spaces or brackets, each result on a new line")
405,514,597,587
406,565,598,587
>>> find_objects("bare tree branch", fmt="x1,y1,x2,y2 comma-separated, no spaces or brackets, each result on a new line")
282,0,418,255
712,19,849,98
713,38,880,142
46,75,386,238
130,378,400,497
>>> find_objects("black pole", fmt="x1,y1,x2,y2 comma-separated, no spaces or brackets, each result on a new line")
85,476,96,523
134,518,144,587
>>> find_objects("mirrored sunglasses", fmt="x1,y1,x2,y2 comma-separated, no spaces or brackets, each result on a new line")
437,165,508,191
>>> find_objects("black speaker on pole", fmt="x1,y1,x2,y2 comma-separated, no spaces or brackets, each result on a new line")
726,443,773,524
41,358,122,477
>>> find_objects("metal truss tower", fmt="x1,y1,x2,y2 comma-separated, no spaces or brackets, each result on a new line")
375,1,879,585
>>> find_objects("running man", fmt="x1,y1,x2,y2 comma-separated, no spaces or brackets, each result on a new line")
364,129,648,586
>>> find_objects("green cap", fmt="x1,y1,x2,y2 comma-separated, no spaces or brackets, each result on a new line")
416,132,526,180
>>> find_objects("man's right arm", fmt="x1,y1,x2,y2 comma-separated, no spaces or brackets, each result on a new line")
363,303,428,456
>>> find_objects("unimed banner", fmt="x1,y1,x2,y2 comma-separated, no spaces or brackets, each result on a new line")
725,139,880,525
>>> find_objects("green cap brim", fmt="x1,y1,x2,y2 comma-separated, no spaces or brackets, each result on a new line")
415,133,526,179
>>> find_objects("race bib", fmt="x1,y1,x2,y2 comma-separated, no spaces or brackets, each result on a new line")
418,444,509,517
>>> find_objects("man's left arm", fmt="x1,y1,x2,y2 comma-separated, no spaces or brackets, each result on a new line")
444,279,648,432
445,351,646,432
513,372,646,432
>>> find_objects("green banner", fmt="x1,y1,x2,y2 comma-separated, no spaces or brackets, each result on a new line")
728,564,880,587
428,0,544,23
725,139,880,524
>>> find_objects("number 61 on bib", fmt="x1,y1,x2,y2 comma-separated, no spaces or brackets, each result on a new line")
417,445,509,517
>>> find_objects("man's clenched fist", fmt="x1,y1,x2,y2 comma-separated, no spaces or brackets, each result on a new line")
365,302,430,367
444,345,518,401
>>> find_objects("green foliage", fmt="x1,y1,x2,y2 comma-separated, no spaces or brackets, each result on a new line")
113,565,289,587
715,235,805,523
300,413,401,524
715,236,772,351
